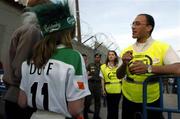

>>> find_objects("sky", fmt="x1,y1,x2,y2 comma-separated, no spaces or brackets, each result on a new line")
79,0,180,55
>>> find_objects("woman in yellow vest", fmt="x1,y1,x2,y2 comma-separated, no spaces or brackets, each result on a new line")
100,50,122,119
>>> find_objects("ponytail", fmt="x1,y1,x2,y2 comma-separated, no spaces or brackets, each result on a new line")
30,29,74,68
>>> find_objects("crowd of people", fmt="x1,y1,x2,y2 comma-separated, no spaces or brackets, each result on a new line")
0,0,180,119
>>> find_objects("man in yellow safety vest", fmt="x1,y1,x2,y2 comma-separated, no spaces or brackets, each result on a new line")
116,13,180,119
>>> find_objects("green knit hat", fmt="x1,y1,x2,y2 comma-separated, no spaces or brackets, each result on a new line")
29,2,75,36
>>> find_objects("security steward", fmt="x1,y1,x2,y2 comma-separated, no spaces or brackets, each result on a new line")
84,53,102,119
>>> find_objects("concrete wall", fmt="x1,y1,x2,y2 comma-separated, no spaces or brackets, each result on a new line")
0,1,108,66
72,40,94,63
72,40,108,64
0,1,22,63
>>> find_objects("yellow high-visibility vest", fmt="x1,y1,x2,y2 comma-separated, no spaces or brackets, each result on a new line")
121,40,169,103
100,64,121,94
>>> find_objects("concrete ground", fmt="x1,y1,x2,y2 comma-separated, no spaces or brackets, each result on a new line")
162,94,180,119
0,94,179,119
88,94,180,119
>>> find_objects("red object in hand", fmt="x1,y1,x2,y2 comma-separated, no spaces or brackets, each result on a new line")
76,115,84,119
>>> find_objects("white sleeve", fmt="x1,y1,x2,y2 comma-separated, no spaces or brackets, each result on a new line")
20,62,28,93
99,70,103,78
118,58,123,67
66,54,90,101
164,46,180,65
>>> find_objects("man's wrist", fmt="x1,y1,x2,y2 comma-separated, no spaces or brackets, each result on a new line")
147,65,152,73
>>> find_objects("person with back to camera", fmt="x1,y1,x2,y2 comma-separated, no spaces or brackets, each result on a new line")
2,0,50,118
116,13,180,119
18,1,90,119
100,50,122,119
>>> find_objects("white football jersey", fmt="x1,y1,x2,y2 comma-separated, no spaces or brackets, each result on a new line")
20,47,90,118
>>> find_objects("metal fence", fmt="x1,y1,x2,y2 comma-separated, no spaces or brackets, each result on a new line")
143,75,180,119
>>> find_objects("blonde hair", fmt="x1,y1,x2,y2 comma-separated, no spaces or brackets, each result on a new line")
30,28,74,68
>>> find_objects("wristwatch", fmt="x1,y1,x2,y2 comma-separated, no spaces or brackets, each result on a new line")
147,65,152,73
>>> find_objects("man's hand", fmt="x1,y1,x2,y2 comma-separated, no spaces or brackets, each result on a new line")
116,50,133,79
122,50,133,65
129,60,148,75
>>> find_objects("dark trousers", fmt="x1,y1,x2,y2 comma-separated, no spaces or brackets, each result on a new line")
5,100,36,119
106,93,121,119
84,81,101,119
122,96,164,119
84,95,91,119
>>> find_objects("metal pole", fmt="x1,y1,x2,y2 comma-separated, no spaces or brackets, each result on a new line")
83,36,94,44
75,0,82,43
95,42,103,51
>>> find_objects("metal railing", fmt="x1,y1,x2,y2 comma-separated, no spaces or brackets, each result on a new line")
143,75,180,119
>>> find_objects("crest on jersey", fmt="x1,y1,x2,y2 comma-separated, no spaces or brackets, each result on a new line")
77,81,85,90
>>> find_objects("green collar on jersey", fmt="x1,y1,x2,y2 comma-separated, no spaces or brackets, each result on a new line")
51,48,83,75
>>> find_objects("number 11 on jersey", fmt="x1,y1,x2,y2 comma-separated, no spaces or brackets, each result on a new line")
31,82,49,110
